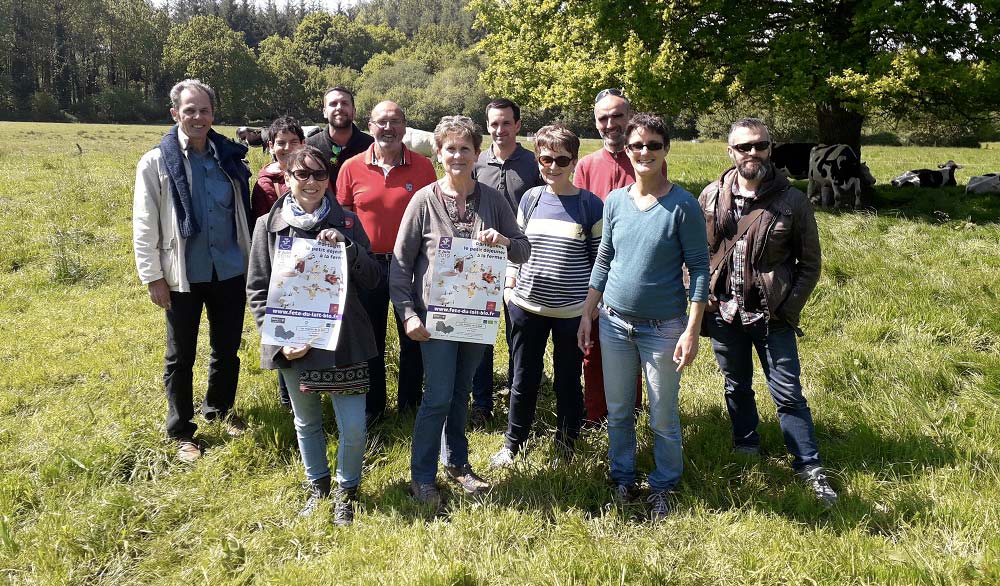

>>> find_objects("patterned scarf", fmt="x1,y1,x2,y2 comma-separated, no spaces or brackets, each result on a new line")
281,194,330,231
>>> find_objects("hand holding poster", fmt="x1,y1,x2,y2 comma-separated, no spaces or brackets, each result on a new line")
426,236,507,344
262,236,348,351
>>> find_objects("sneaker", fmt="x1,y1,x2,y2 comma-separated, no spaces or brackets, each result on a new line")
409,481,442,508
300,476,332,517
444,464,491,495
332,486,357,527
613,483,640,503
489,447,516,469
223,412,248,437
797,465,839,506
176,438,202,463
647,490,671,522
468,407,492,430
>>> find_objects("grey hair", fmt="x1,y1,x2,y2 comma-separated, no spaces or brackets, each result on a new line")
433,115,483,152
728,117,770,143
169,79,216,110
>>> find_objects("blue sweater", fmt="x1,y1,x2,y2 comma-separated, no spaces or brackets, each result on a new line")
589,184,710,320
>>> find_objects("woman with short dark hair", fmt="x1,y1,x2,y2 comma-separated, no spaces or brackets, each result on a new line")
246,146,380,525
577,113,710,522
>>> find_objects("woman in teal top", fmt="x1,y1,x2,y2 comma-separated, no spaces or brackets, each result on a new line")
578,112,710,522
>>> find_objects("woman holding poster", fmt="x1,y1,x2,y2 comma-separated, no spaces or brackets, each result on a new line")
390,116,530,507
246,146,380,526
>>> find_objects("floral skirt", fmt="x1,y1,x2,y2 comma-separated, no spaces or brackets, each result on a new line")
299,362,370,395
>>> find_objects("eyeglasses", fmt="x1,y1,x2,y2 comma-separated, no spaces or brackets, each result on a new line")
730,140,771,153
370,118,404,129
538,155,573,167
290,168,329,181
594,88,626,104
626,141,665,152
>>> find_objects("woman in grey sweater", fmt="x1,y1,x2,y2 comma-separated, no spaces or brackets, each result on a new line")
390,116,530,507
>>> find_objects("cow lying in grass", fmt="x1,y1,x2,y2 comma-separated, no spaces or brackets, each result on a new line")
966,174,1000,194
891,161,962,188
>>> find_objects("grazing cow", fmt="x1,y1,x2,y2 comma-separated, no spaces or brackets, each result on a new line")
403,126,436,157
890,160,962,188
771,142,818,180
236,125,322,152
807,144,876,208
966,174,1000,194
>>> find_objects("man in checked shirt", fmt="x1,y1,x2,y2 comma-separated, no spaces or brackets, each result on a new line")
698,117,838,506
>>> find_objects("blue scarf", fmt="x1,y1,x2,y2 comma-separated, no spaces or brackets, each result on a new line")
159,125,252,238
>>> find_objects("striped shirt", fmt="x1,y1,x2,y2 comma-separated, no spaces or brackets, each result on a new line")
509,188,603,318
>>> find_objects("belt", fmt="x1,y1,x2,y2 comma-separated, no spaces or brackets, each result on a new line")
374,252,393,261
602,304,678,328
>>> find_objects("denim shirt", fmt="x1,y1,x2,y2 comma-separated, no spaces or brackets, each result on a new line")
184,148,244,283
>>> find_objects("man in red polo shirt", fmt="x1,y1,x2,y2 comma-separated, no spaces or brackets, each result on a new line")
337,101,438,423
573,89,645,424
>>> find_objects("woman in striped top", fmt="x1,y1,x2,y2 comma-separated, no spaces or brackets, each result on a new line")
490,125,603,468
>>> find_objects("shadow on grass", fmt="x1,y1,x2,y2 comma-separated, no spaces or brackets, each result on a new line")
813,185,1000,224
680,408,955,533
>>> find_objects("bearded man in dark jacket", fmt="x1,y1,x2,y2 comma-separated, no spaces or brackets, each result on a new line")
698,117,837,506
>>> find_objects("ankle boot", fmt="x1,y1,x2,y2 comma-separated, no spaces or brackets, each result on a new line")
332,485,358,526
299,475,331,517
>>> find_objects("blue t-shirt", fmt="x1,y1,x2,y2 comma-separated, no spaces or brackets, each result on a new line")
589,183,710,320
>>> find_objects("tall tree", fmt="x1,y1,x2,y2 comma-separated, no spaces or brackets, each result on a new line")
162,14,261,120
472,0,1000,153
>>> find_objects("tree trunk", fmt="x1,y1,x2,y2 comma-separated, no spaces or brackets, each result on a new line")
816,100,864,158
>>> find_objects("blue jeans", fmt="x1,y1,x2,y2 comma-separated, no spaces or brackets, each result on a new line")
705,312,821,471
600,306,686,492
280,367,367,488
411,337,487,483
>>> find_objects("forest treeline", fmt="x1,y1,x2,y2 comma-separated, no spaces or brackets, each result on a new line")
0,0,492,130
2,0,996,144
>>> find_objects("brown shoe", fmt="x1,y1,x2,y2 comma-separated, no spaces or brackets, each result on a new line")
176,438,202,463
223,412,248,437
444,464,490,495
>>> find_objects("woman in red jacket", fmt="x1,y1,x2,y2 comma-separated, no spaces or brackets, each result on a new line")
251,116,305,220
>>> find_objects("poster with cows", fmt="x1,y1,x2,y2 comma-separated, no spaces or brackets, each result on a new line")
262,236,348,351
426,236,506,344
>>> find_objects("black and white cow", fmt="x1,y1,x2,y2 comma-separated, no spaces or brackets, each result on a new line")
966,174,1000,194
890,161,962,188
807,144,876,208
236,125,322,151
771,142,818,180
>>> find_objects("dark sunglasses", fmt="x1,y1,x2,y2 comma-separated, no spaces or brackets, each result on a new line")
290,168,329,181
538,155,573,167
626,141,665,152
730,140,771,153
594,88,626,104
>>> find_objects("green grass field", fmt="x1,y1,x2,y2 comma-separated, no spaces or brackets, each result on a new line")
1,121,999,585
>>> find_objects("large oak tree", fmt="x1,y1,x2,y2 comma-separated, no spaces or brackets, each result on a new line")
472,0,999,153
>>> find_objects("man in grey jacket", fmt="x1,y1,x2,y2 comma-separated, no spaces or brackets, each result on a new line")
132,79,252,463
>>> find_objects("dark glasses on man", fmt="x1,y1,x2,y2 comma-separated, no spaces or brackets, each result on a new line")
290,168,329,181
730,140,771,153
594,88,626,104
626,141,665,152
538,155,573,167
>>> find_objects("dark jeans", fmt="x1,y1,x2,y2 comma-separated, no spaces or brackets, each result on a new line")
361,257,423,416
472,303,512,413
504,304,583,453
706,312,821,471
164,274,245,439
